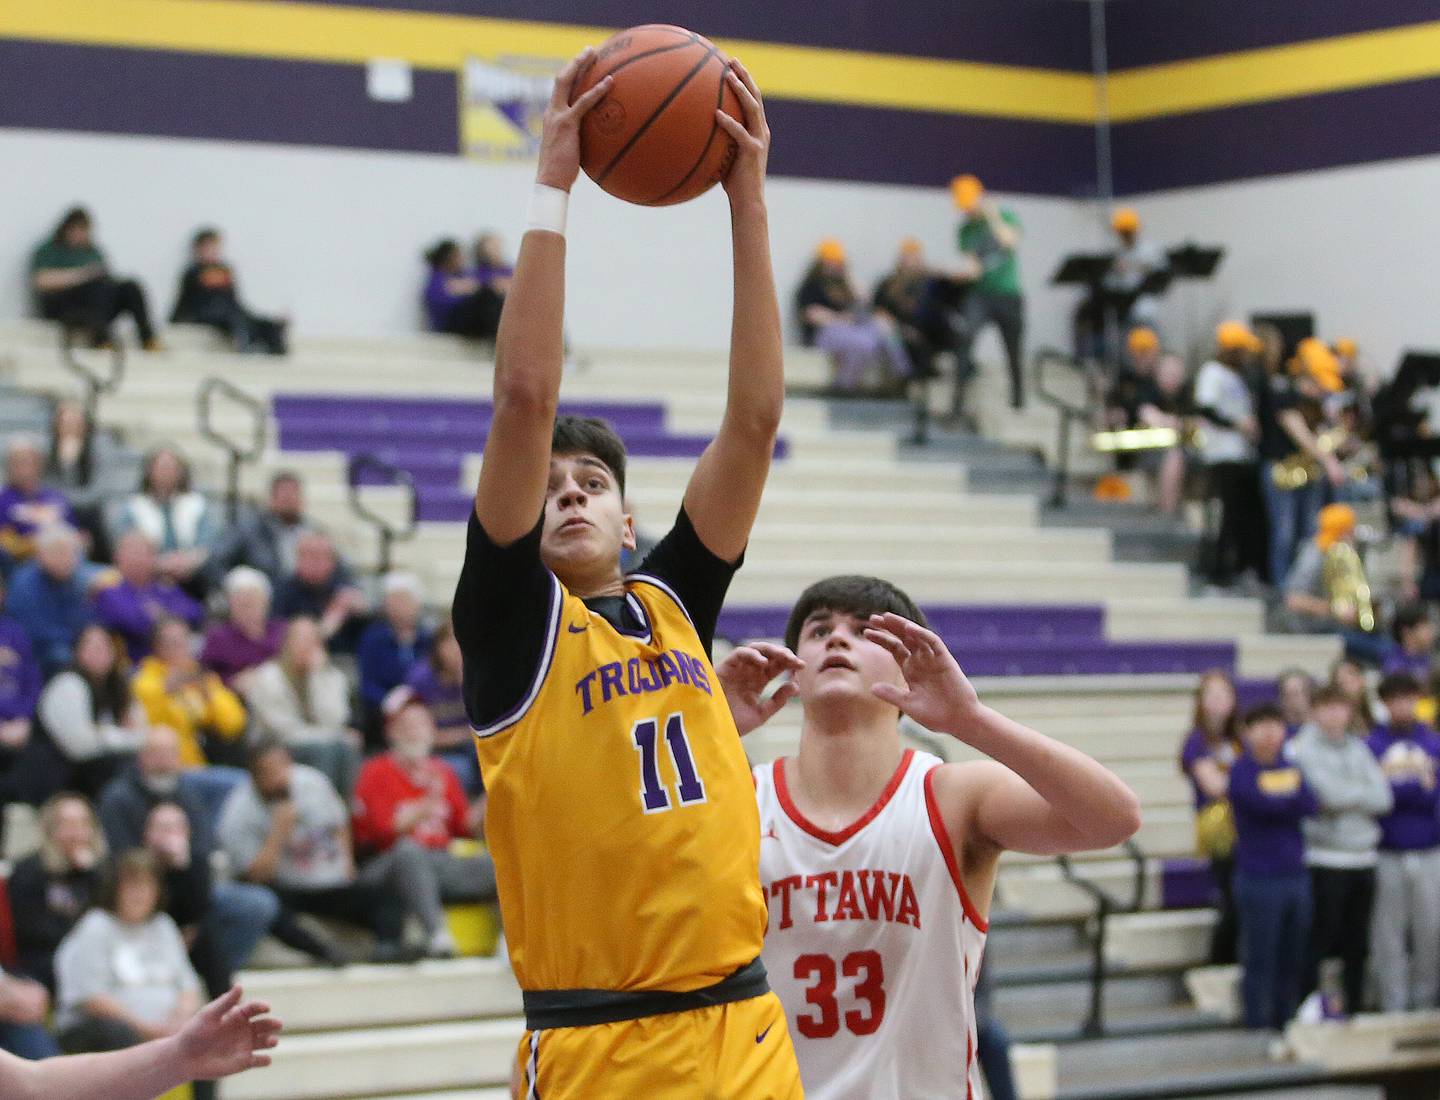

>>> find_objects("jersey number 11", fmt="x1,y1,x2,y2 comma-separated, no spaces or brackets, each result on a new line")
633,714,707,813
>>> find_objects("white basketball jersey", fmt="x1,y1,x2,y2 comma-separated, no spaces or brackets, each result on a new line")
754,748,988,1100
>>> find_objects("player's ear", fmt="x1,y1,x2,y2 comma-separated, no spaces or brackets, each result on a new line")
621,511,638,552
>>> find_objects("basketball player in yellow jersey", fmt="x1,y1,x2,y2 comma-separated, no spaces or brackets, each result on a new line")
450,47,801,1099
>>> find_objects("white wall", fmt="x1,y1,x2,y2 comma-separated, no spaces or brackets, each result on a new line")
1130,155,1440,376
0,128,1090,356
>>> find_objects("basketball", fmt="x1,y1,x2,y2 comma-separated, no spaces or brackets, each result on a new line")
572,25,744,207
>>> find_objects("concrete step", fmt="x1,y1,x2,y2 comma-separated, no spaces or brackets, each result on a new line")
1287,1010,1440,1073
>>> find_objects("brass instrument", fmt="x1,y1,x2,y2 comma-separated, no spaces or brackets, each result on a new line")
1092,423,1201,454
1270,427,1345,490
1322,540,1376,633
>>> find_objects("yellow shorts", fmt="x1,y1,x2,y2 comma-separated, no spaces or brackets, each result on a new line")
513,992,803,1099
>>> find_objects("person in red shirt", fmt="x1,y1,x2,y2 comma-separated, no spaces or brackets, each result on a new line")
352,688,495,958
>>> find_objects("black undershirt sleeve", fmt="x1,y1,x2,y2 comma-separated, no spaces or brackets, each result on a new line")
450,512,556,731
631,507,742,657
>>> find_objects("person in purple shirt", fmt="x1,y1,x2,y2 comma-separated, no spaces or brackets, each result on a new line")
94,532,203,663
1366,671,1440,1010
1228,703,1318,1031
1380,603,1435,684
1179,669,1242,964
0,435,76,572
402,617,476,794
421,239,502,341
471,233,514,294
0,575,43,745
201,567,285,690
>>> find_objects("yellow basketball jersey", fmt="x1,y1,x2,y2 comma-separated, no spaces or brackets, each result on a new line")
474,574,766,994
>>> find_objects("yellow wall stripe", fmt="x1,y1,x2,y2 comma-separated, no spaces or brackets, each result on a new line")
1110,20,1440,121
0,0,1099,123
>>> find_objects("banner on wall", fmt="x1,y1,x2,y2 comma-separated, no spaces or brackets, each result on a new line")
460,55,561,163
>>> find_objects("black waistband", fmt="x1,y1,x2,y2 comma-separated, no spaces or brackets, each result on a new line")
522,957,769,1031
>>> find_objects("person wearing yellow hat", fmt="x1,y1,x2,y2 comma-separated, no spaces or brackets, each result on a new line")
794,238,911,393
1104,207,1166,331
949,174,1025,414
873,238,948,388
1194,321,1266,587
1283,503,1388,664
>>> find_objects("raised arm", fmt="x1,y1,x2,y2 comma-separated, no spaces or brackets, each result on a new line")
472,49,612,546
682,60,781,563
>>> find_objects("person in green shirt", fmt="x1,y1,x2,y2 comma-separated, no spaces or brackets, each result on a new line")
30,208,159,350
950,174,1025,414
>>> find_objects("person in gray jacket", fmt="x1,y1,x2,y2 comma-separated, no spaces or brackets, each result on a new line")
1289,683,1394,1014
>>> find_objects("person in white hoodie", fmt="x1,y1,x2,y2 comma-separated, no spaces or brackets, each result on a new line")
1289,683,1393,1015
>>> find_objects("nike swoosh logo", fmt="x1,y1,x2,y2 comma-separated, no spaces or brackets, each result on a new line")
755,1023,774,1044
567,622,588,634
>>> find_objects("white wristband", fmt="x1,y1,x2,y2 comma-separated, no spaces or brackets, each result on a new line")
525,184,569,237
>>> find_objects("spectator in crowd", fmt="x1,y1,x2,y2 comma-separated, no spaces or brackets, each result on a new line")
1104,326,1161,432
219,740,409,963
872,238,947,384
1284,504,1388,664
272,532,367,653
29,207,159,351
950,173,1025,411
142,802,276,1003
1135,352,1191,516
972,964,1017,1100
421,239,503,342
1195,322,1265,588
0,967,59,1061
1180,669,1243,964
38,624,146,797
0,435,77,572
1258,338,1345,589
1276,669,1315,738
5,524,99,676
200,567,285,690
98,725,215,860
794,239,910,395
110,449,221,597
9,793,107,992
206,472,315,587
0,575,42,753
1382,603,1435,682
1228,704,1317,1031
1102,207,1165,331
44,400,131,561
404,617,478,794
52,850,202,1055
1367,672,1440,1011
472,232,513,298
1290,685,1392,1015
357,572,431,728
94,532,203,663
131,617,247,778
170,228,287,356
243,617,362,799
352,693,495,959
1330,656,1381,731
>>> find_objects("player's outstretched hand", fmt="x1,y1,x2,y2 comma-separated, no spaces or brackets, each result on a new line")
716,642,803,736
174,987,282,1082
716,58,770,206
536,48,613,193
864,613,981,735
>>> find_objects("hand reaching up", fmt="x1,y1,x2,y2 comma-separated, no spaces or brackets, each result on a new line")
715,642,804,735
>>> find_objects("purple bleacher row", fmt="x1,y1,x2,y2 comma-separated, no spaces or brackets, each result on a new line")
718,604,1236,677
273,395,787,518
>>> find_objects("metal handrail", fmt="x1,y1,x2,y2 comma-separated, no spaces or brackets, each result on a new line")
1056,838,1147,1038
1033,346,1103,509
197,377,266,522
346,453,419,575
58,326,125,421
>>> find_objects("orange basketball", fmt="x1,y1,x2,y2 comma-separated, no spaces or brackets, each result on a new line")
571,25,743,207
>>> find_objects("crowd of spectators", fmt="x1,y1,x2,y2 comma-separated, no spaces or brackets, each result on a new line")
1180,659,1440,1034
420,233,513,342
0,411,497,1065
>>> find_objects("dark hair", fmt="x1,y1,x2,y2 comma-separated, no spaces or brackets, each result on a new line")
191,226,220,248
269,470,301,492
73,624,131,725
148,614,190,647
140,446,192,495
1393,602,1432,643
98,849,167,916
1313,683,1353,709
1242,703,1285,728
784,575,927,652
552,416,627,496
424,239,460,270
1378,671,1423,701
52,206,91,243
1187,668,1240,757
47,399,94,485
247,735,290,775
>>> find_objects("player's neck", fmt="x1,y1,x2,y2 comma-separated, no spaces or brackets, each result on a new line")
791,709,905,825
555,561,627,600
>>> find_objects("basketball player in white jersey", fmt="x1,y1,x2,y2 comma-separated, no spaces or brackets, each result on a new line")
719,575,1142,1099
